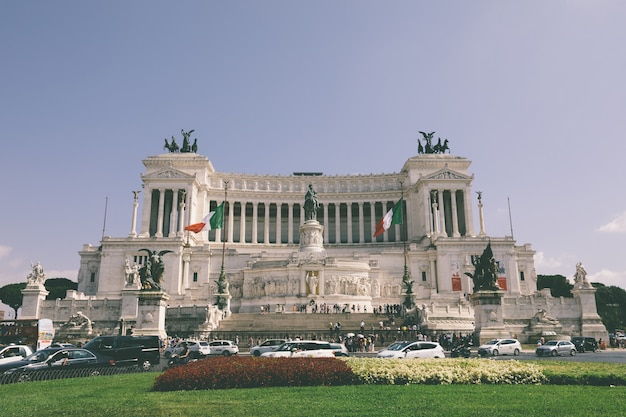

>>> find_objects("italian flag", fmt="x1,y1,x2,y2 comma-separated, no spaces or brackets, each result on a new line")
373,199,403,237
185,203,224,233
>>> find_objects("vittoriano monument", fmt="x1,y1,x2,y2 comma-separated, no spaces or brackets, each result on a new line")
465,241,500,292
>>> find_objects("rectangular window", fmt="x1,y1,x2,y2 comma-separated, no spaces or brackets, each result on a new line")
90,272,96,282
520,271,525,281
193,272,198,282
421,271,427,282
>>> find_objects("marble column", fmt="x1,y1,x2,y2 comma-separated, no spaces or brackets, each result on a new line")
129,191,140,237
156,188,165,238
252,202,258,244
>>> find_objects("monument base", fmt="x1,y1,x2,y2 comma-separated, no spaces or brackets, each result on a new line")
471,290,511,344
133,291,169,340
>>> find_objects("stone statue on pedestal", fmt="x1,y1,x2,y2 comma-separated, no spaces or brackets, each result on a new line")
465,242,500,292
304,184,318,221
27,262,46,286
574,261,591,288
138,249,173,290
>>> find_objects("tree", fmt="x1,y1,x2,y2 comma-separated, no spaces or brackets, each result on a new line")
44,278,78,300
0,283,26,318
593,283,626,334
537,274,573,298
0,278,77,319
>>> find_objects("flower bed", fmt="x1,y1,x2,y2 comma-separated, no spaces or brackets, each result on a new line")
153,356,552,391
153,356,356,391
344,358,547,385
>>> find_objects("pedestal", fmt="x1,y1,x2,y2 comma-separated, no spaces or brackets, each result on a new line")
299,220,325,255
133,291,169,339
121,289,140,319
572,287,609,341
19,285,49,320
471,290,510,344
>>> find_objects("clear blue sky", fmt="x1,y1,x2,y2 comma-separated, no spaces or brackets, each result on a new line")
1,1,625,315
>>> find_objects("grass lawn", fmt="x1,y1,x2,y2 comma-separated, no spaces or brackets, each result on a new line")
1,372,625,417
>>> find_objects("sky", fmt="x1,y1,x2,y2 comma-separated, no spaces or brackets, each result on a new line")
1,1,625,316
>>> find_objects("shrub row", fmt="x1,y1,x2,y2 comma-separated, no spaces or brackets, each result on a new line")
153,356,357,391
153,357,626,391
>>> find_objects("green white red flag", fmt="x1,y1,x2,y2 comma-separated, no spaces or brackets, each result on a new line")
185,203,224,233
373,199,403,237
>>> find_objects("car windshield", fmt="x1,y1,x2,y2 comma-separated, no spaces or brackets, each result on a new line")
543,341,558,346
386,342,411,351
24,350,56,362
484,340,499,346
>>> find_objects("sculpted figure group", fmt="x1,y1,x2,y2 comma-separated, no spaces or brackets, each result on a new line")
164,129,198,153
417,131,450,154
465,242,500,292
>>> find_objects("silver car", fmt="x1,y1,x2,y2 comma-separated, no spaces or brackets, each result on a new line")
535,340,576,357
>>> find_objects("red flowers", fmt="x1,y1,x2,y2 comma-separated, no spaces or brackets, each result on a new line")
153,356,357,391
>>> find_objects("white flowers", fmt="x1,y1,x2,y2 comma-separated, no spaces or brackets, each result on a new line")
344,358,547,385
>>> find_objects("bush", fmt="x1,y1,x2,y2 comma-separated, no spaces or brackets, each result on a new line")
153,356,357,391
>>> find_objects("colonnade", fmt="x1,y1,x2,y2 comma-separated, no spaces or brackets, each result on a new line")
140,187,473,244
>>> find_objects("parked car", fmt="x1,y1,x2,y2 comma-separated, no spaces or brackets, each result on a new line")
250,339,286,357
164,340,210,359
0,344,34,366
3,348,113,382
83,335,161,370
477,339,522,357
376,341,445,359
48,343,76,349
207,340,239,356
0,347,62,375
261,341,335,358
571,337,598,353
535,340,576,357
329,343,349,357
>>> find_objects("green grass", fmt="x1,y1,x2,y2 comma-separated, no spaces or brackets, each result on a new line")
0,371,625,417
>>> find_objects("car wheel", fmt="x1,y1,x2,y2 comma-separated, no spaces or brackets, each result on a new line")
141,359,152,371
252,350,261,357
90,370,101,377
551,350,557,357
222,351,231,356
492,349,499,356
570,349,576,356
513,348,520,356
17,373,31,383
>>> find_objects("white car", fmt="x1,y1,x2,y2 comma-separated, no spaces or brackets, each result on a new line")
0,345,34,365
260,341,336,358
164,340,211,359
207,340,239,356
376,341,445,359
250,339,286,357
477,338,522,357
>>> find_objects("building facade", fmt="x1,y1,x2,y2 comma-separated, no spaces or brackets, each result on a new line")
20,147,607,342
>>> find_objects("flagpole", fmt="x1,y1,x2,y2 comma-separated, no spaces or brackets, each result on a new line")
220,181,228,271
216,180,230,311
399,181,413,310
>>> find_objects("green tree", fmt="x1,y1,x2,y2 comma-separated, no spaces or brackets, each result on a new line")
44,278,78,300
0,283,26,318
594,283,626,334
537,274,573,298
